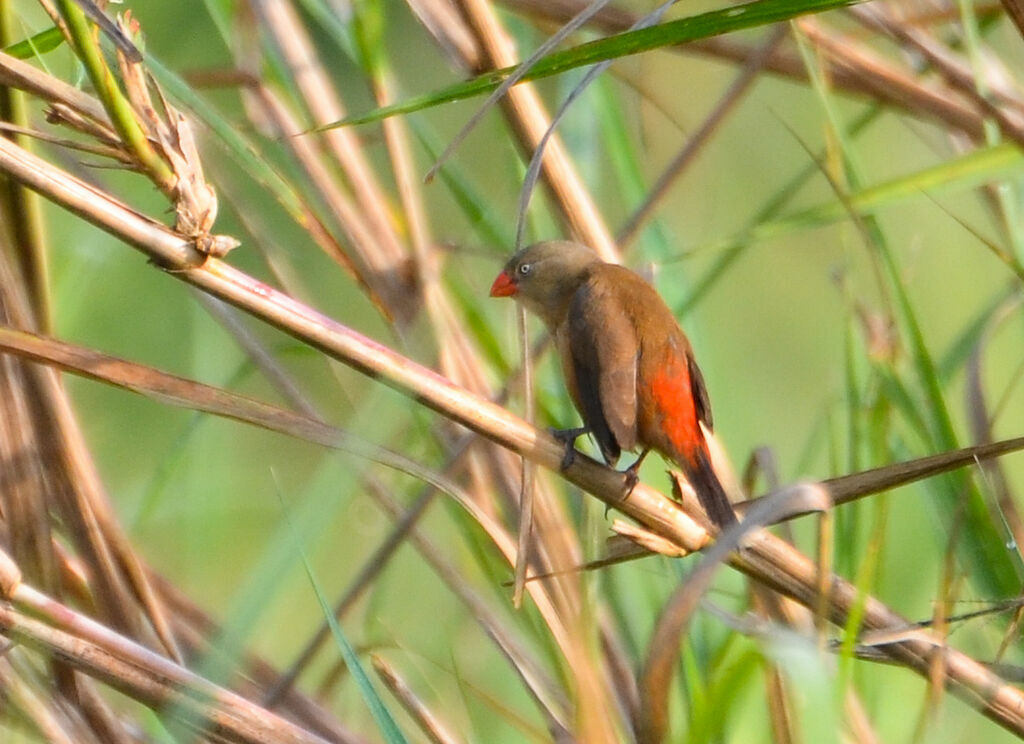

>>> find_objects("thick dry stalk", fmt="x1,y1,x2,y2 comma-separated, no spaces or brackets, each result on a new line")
0,601,330,744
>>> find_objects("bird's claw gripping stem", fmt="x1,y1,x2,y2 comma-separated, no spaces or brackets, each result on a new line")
550,427,589,471
622,449,650,495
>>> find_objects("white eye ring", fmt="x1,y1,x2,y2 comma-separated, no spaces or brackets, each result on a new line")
518,263,532,275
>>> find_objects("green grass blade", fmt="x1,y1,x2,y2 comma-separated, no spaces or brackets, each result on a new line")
3,27,65,58
291,519,409,744
696,141,1024,262
328,0,865,129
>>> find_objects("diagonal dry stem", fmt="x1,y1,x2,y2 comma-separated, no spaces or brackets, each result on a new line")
371,654,462,744
850,4,1024,146
250,0,414,320
0,581,333,744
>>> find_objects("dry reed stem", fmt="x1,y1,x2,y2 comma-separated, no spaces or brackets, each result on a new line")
14,317,1020,559
16,284,1024,740
2,298,609,734
391,10,627,726
0,318,587,730
1003,0,1024,36
145,570,358,742
851,4,1024,146
247,86,393,316
371,654,461,744
372,74,586,628
249,1,415,321
0,222,179,659
794,16,984,135
0,49,110,128
0,258,58,596
0,535,328,744
0,602,331,744
3,129,1024,736
0,653,93,744
0,38,50,332
255,0,407,264
9,7,1024,740
844,691,881,744
408,0,482,66
0,120,133,161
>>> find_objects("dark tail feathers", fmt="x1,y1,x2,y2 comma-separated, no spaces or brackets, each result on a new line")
687,449,737,528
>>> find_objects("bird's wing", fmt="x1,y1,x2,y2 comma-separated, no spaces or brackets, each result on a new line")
567,282,639,463
687,350,713,431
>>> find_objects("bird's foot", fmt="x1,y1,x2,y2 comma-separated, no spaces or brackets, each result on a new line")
550,427,589,471
621,449,651,496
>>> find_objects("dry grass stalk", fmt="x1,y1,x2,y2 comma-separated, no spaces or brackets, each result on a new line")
850,4,1024,146
1004,0,1024,35
371,654,461,744
249,0,415,322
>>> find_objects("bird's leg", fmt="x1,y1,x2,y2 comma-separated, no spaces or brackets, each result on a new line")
622,449,651,494
550,426,589,471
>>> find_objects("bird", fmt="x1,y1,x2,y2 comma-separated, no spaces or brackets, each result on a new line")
489,240,736,528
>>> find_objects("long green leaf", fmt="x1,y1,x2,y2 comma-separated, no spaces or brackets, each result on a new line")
3,27,65,59
294,532,409,744
328,0,864,128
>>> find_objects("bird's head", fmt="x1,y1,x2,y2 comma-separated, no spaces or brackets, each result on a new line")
490,241,601,327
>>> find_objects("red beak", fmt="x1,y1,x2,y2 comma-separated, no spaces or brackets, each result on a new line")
489,270,517,297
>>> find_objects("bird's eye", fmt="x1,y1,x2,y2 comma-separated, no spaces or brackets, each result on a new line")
518,263,532,275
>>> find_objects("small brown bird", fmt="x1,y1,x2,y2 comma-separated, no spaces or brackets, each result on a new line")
490,240,736,528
